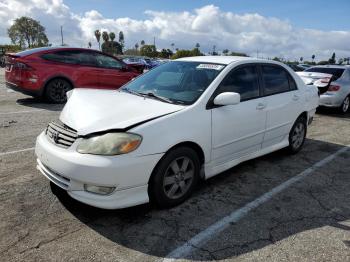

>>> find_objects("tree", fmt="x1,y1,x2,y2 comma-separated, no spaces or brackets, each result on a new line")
134,43,139,50
109,32,115,42
171,43,175,50
272,57,282,62
159,48,173,58
222,49,229,56
119,31,125,50
102,31,109,43
195,43,200,49
124,49,140,56
299,57,303,62
94,30,101,50
230,51,248,57
8,16,49,48
312,54,315,63
140,45,157,57
102,41,122,55
140,40,145,46
328,52,336,64
171,48,203,59
88,42,92,48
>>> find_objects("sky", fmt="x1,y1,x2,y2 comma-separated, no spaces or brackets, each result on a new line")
1,0,350,61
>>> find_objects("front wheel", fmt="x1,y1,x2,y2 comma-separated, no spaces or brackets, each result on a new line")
149,147,200,208
286,116,307,154
45,78,72,103
339,96,349,114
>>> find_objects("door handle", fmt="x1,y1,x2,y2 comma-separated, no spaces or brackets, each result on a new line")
293,94,300,101
256,103,266,110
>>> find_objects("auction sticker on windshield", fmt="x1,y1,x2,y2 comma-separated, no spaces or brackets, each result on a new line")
196,64,224,70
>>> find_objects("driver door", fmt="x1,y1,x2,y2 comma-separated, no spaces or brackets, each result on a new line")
211,65,267,166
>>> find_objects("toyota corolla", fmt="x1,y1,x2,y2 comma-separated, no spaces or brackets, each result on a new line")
35,56,319,209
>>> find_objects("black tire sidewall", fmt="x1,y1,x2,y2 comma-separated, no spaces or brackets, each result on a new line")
288,117,307,154
45,79,72,103
339,96,350,114
149,147,200,208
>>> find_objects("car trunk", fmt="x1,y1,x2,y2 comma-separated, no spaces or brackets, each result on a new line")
296,72,333,94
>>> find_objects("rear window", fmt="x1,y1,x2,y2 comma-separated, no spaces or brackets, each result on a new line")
305,67,345,80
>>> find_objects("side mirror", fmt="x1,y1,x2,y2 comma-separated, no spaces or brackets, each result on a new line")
213,92,240,106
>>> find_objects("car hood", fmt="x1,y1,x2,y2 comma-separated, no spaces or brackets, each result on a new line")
60,89,185,136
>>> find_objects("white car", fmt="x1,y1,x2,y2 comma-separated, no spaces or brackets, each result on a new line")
35,56,319,209
297,65,350,113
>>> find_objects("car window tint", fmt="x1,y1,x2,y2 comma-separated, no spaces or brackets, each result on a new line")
304,67,345,80
95,54,123,69
74,51,96,66
289,76,297,90
217,65,260,101
262,65,290,95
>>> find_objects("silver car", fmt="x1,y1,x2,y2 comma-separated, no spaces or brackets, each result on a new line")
298,65,350,113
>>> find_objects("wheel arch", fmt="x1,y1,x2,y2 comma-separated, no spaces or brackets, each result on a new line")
41,75,74,96
147,141,205,185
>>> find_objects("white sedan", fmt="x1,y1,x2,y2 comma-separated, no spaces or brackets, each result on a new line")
35,56,319,209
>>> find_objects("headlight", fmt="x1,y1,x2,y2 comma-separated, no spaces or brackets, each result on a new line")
77,133,142,155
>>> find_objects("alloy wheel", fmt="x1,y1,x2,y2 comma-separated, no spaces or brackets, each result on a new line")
342,96,349,113
163,157,195,200
291,122,305,150
50,80,70,103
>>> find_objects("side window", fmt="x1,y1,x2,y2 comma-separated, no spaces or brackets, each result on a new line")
74,51,97,66
217,65,260,101
41,51,79,64
95,54,123,69
262,65,291,95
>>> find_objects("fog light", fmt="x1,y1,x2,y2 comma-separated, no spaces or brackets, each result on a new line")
84,184,115,195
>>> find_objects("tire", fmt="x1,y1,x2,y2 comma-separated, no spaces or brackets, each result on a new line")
286,116,307,154
149,147,200,208
339,96,350,114
45,78,72,103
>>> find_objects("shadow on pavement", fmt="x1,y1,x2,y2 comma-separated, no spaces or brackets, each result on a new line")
316,106,350,119
54,138,350,260
16,97,64,112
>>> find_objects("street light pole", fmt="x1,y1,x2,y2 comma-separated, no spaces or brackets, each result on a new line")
60,26,64,46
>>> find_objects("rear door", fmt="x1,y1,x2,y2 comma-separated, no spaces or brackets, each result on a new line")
260,64,303,148
94,54,135,89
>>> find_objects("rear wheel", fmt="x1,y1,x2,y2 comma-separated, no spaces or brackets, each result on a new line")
286,116,307,154
149,147,200,208
339,96,349,114
45,78,72,103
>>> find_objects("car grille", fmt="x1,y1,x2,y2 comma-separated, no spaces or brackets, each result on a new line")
46,121,78,148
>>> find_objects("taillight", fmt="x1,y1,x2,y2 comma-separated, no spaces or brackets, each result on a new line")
328,85,340,92
14,62,33,71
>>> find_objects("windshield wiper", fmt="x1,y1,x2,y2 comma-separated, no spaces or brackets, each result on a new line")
138,92,176,104
120,87,144,97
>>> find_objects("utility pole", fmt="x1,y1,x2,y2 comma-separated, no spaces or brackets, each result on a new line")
153,36,156,47
256,49,259,58
60,26,64,46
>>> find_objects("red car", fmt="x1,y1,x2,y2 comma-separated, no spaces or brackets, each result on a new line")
5,47,140,103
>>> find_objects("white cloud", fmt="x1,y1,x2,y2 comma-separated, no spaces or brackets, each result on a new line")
0,1,349,61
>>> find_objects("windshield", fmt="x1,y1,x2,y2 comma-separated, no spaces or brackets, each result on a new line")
121,61,225,105
305,67,345,80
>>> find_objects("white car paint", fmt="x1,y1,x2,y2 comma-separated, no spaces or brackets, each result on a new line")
35,56,319,209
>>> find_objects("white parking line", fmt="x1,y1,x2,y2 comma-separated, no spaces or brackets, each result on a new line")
0,147,35,157
163,144,350,261
0,109,43,115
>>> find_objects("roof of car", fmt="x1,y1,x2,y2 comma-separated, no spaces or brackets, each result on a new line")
176,56,263,65
15,46,97,57
309,65,350,69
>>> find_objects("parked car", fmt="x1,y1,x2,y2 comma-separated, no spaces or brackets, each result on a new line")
5,47,140,103
288,64,305,72
297,65,350,113
35,56,319,209
121,57,146,73
122,57,160,72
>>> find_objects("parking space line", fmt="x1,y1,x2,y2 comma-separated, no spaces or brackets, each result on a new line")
163,144,350,261
0,147,35,157
0,109,43,115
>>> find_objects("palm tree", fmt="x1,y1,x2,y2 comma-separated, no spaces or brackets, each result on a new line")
94,30,101,50
312,54,315,63
109,32,115,54
140,40,145,46
300,57,303,63
135,43,139,50
88,42,92,48
109,32,115,42
171,43,175,51
195,43,200,49
102,31,109,42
